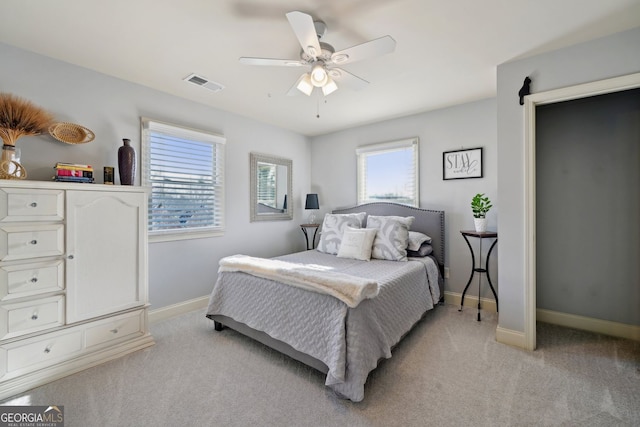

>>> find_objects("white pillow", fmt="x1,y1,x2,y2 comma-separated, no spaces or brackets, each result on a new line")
367,215,414,261
317,212,366,255
337,227,377,261
408,231,432,251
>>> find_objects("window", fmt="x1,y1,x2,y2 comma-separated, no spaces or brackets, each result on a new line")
356,138,419,207
257,162,277,208
141,118,225,242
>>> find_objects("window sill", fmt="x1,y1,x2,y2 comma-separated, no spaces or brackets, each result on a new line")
149,229,224,243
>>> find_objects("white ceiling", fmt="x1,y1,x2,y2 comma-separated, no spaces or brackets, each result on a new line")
1,0,639,136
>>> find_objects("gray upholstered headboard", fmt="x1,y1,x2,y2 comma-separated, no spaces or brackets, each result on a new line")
332,202,445,270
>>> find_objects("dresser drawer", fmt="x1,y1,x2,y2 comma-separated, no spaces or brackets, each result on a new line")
0,188,64,222
0,296,64,340
0,224,64,261
0,260,64,301
85,310,144,349
4,330,82,373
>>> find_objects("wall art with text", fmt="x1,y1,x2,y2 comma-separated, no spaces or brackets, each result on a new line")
442,147,483,180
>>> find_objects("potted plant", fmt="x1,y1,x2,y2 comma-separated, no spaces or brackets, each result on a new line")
471,193,492,232
0,92,53,179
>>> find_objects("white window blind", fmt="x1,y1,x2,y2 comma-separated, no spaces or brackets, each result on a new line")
141,118,225,241
257,162,277,208
356,138,419,207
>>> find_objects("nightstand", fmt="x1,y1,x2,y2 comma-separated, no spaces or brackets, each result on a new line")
459,230,498,321
300,224,319,250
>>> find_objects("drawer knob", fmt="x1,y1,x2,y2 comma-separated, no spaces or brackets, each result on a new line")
44,346,51,354
67,255,74,260
110,328,119,334
31,277,38,283
31,313,38,320
30,202,38,208
30,240,38,245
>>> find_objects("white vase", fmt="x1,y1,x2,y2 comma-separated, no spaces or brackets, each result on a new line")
474,217,488,232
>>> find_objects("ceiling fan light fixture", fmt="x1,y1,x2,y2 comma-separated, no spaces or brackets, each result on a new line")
296,73,314,96
322,77,338,96
310,63,328,87
240,11,389,98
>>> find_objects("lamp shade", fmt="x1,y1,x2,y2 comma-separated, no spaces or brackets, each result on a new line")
305,193,319,210
322,77,338,96
295,73,313,96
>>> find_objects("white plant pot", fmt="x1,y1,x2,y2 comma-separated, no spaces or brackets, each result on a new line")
474,217,488,232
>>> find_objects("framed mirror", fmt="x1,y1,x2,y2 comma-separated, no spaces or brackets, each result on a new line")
250,153,293,221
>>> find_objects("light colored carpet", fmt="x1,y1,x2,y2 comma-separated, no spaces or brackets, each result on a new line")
2,304,638,426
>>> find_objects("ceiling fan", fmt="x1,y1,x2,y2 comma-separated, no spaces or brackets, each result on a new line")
239,11,396,96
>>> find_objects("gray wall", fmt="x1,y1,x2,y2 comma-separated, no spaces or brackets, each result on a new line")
536,89,640,325
310,98,498,299
497,27,640,333
0,42,311,310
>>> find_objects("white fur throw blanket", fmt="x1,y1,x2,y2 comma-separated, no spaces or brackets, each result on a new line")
218,254,379,308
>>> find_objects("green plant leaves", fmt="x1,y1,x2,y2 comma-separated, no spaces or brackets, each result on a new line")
471,193,492,218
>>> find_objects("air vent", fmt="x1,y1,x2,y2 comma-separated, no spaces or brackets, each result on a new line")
183,73,225,93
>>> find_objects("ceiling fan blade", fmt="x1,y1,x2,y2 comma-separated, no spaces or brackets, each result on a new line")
331,35,396,65
328,68,369,91
286,11,322,60
239,57,307,67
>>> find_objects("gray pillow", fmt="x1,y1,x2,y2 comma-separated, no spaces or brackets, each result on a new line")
407,243,433,257
407,231,432,251
317,212,366,255
367,215,414,261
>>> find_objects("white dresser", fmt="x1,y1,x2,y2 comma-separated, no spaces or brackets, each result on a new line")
0,180,154,400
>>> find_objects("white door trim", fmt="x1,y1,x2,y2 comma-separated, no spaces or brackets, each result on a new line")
523,72,640,351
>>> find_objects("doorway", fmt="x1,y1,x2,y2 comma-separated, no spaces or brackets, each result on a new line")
523,72,640,350
536,88,640,334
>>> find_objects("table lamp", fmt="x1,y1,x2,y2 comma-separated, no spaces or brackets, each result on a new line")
305,193,319,224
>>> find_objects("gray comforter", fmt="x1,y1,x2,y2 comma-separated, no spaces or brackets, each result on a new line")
206,250,440,402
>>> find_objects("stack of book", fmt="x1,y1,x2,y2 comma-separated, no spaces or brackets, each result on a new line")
54,162,94,183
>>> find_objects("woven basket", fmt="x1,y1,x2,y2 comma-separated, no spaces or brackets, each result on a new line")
49,122,95,144
0,160,26,180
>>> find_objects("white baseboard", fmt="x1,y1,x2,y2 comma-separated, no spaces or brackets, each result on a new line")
537,308,640,342
149,296,210,324
496,326,529,350
446,291,524,349
444,291,497,313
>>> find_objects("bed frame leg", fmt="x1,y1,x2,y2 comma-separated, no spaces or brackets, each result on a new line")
213,321,224,331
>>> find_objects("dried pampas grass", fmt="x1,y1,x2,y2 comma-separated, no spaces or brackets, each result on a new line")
0,93,54,146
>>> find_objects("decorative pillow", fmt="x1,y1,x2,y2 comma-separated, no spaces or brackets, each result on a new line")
367,215,414,261
317,212,366,255
407,243,433,257
407,231,432,251
337,227,378,261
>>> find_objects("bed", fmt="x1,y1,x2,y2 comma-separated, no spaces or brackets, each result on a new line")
206,202,445,402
